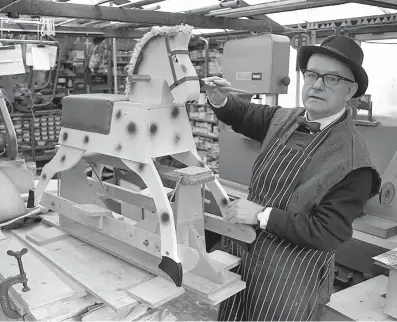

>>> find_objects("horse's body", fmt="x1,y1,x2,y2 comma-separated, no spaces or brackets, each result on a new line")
33,25,231,286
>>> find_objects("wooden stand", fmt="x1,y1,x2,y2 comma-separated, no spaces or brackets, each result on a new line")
36,158,251,309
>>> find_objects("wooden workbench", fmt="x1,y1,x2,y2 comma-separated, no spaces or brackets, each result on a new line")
0,219,219,321
322,275,396,321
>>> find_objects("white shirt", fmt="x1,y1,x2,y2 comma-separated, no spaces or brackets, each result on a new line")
304,108,346,131
257,108,346,229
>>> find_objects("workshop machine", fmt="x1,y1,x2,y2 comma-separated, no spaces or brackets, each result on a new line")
0,35,63,223
0,88,35,222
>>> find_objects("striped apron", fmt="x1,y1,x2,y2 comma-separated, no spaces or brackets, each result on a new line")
219,113,341,321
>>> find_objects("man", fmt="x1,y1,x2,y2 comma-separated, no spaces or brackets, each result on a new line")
204,35,381,321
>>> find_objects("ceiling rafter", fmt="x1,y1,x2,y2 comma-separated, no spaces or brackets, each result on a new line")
208,0,351,18
0,21,146,37
0,0,285,33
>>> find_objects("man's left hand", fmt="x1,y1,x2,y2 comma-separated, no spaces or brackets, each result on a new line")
225,199,263,225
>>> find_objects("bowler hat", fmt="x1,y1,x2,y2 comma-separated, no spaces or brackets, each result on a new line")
297,35,368,98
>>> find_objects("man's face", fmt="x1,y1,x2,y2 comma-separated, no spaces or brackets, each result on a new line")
302,53,358,120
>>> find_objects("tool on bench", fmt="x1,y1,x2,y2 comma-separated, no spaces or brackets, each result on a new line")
0,248,30,319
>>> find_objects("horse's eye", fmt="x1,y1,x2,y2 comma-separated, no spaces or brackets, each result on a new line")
173,56,179,63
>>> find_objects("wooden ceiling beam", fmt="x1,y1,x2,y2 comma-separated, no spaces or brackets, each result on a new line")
0,21,145,38
0,0,285,33
208,0,350,18
117,0,164,9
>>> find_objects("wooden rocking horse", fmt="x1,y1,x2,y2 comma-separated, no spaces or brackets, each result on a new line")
33,25,255,292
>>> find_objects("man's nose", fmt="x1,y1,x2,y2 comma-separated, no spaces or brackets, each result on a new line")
312,77,325,89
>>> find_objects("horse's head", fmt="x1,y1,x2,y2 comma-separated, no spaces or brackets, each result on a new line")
126,25,200,105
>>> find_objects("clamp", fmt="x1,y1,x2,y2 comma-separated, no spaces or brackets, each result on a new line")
0,248,30,319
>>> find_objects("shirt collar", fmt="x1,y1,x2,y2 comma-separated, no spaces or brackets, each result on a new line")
304,108,346,130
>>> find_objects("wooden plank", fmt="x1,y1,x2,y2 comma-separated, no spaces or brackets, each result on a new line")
11,226,152,313
327,275,390,321
88,178,255,244
2,0,282,33
385,269,397,319
155,164,214,184
29,294,98,322
26,226,68,246
2,228,90,320
88,177,157,211
209,0,348,17
72,204,113,217
127,277,185,308
72,204,114,229
204,212,256,244
119,0,163,8
353,215,397,238
0,21,145,38
208,250,241,270
0,237,75,310
374,248,397,269
40,193,199,271
42,214,245,305
205,280,245,306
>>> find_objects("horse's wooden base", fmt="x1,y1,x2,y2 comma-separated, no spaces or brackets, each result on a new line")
42,213,245,306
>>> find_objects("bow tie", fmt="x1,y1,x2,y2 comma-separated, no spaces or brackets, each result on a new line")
296,116,321,133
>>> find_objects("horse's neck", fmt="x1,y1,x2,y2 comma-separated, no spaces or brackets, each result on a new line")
128,41,174,105
128,77,174,105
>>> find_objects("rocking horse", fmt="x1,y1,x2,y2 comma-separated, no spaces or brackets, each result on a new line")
33,25,255,292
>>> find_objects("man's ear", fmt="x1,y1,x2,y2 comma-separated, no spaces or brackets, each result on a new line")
346,82,359,100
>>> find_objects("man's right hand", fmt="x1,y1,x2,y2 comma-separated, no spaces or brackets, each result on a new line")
202,76,232,106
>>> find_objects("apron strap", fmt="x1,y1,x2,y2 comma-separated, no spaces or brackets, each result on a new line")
277,108,306,140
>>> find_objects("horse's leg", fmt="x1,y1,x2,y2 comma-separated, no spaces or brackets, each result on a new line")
35,146,85,205
172,150,229,217
120,158,182,287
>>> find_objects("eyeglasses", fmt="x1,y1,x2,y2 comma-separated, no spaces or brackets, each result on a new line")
302,69,355,88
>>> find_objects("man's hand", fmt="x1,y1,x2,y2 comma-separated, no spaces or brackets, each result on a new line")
225,199,263,225
202,76,232,106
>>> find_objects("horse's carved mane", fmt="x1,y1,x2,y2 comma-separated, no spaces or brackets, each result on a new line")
125,24,194,95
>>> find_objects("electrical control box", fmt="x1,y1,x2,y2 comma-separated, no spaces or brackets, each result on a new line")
222,34,291,95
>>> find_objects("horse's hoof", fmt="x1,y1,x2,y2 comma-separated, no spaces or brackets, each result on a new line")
158,256,183,287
